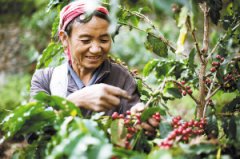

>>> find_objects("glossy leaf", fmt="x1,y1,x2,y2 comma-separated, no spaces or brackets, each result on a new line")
34,92,82,118
110,119,127,147
167,88,182,98
1,102,56,139
141,107,166,122
159,120,172,139
37,42,63,69
145,34,168,58
143,59,159,76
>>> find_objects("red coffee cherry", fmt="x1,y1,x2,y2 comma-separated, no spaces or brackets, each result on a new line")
210,67,216,73
182,90,187,96
112,112,119,120
180,81,186,85
216,55,221,59
187,89,193,95
212,61,220,67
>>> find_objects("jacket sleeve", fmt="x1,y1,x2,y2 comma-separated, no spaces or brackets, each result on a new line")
30,68,53,101
119,74,140,114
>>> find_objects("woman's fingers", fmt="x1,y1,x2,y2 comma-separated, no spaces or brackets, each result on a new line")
130,102,145,114
104,84,131,100
148,117,160,128
141,122,155,132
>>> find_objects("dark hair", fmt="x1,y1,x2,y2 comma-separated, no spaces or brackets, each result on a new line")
65,10,110,36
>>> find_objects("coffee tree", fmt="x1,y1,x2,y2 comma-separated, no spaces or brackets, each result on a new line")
0,0,239,158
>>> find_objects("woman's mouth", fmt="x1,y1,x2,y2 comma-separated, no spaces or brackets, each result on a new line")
85,55,102,61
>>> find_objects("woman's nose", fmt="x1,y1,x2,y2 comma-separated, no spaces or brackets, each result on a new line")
89,43,101,54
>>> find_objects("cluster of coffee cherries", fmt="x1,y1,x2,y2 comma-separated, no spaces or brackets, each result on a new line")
112,111,161,149
177,81,193,96
159,116,207,149
210,54,224,73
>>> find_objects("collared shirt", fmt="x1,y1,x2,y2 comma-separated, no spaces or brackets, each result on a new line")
68,63,103,89
30,59,140,117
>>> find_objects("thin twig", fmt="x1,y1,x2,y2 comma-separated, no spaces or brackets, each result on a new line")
145,78,167,107
200,2,210,56
208,22,240,59
186,16,204,64
119,22,176,52
167,79,200,105
135,76,153,92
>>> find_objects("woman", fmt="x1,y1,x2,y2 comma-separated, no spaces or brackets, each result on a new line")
30,0,158,136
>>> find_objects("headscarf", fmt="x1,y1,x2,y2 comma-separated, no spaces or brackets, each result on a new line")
58,0,109,62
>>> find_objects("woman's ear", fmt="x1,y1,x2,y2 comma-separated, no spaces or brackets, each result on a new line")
59,30,68,50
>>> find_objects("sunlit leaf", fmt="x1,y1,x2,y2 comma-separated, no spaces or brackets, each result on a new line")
144,34,168,57
143,59,159,76
167,88,182,98
110,119,127,147
141,107,166,122
159,120,172,139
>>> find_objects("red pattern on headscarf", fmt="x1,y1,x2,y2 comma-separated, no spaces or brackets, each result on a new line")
59,1,109,63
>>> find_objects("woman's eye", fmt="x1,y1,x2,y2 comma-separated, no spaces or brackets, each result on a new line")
81,40,91,44
100,39,109,43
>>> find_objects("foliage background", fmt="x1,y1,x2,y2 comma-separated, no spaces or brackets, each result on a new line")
0,0,239,158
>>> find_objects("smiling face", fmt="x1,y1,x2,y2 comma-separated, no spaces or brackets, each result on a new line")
60,16,111,74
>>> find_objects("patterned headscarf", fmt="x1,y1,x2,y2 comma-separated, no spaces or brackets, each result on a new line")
59,0,109,32
59,0,109,62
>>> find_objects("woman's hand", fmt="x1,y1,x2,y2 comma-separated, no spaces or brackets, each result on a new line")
67,83,131,112
130,103,160,137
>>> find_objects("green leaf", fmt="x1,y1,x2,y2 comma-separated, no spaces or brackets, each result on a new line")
1,102,56,139
143,59,159,76
188,49,197,72
144,34,168,57
167,88,182,98
180,143,217,155
34,92,82,118
159,120,172,139
47,118,112,159
205,115,219,138
207,0,223,25
110,119,127,147
37,42,63,69
130,15,139,27
141,107,166,122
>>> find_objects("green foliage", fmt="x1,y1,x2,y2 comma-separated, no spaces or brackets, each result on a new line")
159,120,172,139
0,74,30,120
110,119,127,147
0,102,55,139
37,42,64,68
141,107,166,122
1,0,240,158
144,34,168,58
46,118,112,159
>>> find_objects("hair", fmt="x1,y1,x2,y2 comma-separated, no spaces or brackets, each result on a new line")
65,10,110,36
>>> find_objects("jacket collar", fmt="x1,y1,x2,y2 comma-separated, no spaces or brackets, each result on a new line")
95,59,111,83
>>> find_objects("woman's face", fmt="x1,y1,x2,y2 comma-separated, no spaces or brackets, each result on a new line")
65,16,111,72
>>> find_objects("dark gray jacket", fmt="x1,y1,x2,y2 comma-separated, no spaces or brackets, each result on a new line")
30,59,140,117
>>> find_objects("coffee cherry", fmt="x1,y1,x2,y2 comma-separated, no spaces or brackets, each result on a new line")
210,67,216,73
205,78,212,84
220,57,224,63
112,112,119,120
126,133,133,140
187,89,193,95
119,114,124,119
216,55,221,59
186,86,191,90
125,141,130,148
180,81,186,85
126,110,131,115
124,119,130,125
212,61,220,67
182,90,187,96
